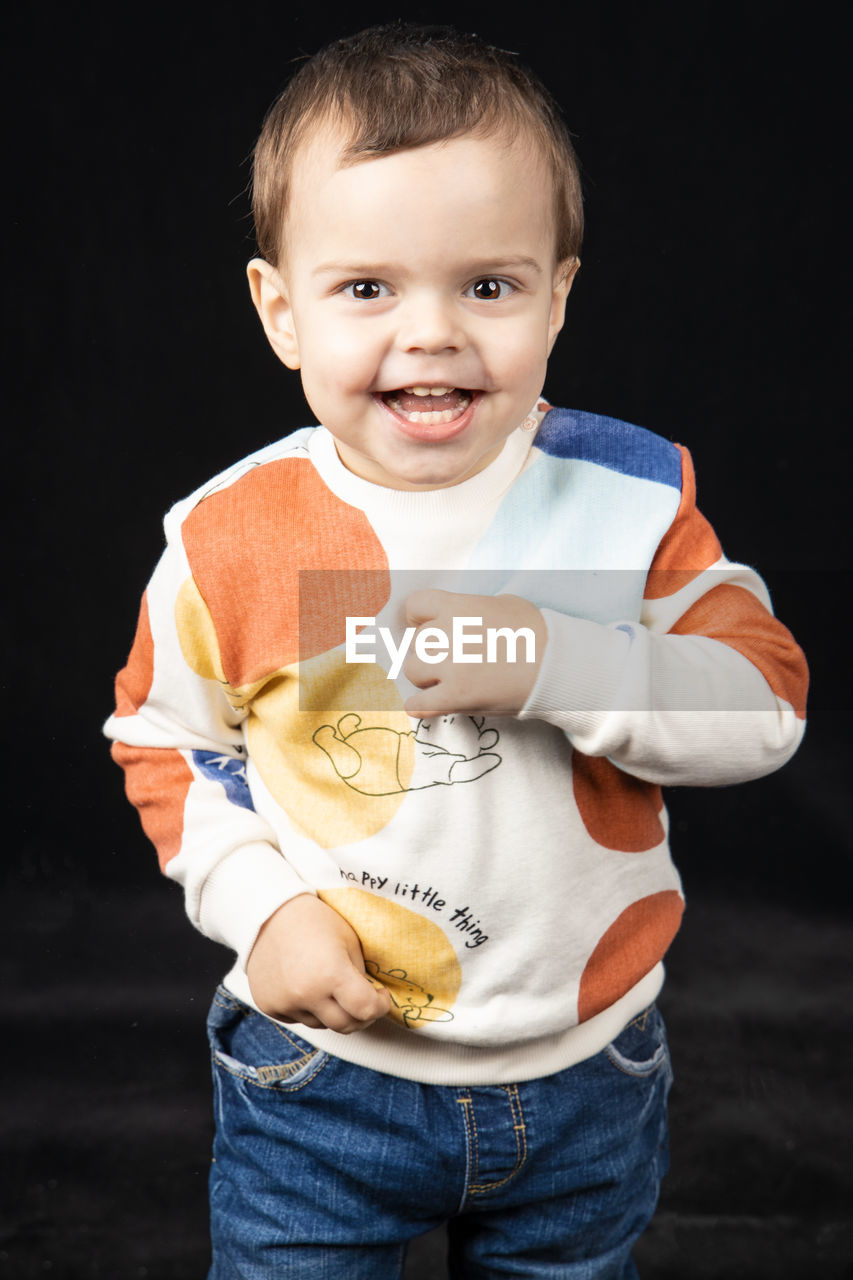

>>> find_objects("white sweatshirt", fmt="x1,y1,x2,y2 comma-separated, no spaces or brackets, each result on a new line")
104,406,807,1084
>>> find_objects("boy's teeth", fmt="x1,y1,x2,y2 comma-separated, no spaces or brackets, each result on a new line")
386,389,472,424
397,408,460,423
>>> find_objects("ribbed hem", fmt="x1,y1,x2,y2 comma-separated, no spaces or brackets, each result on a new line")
219,963,664,1085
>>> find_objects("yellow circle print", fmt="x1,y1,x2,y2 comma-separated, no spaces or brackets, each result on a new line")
318,888,462,1031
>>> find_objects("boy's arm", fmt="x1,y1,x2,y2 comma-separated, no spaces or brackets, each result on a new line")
404,446,807,786
520,587,806,786
104,533,388,1031
521,445,807,784
104,543,303,968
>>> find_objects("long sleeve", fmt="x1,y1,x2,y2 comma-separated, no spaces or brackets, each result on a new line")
104,528,315,968
104,429,398,966
519,444,808,784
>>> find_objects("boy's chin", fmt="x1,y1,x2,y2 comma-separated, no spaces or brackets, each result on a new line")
340,442,506,491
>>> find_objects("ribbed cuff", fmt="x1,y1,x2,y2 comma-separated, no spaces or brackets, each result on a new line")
519,609,631,735
197,842,315,970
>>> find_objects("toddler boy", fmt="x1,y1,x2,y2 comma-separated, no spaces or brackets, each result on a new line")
105,24,808,1278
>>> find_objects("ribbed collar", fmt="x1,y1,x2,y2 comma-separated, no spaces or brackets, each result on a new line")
307,419,539,522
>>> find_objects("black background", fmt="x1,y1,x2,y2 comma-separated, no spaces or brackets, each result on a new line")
4,2,851,1276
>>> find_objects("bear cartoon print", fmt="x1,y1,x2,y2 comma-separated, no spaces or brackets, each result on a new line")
312,714,501,793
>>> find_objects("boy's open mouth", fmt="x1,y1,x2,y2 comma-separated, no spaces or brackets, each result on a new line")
381,386,473,425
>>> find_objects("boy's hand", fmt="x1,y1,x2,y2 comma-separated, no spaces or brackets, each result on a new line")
402,589,547,719
246,895,392,1034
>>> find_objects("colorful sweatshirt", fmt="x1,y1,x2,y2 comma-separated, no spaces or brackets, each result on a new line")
104,406,808,1085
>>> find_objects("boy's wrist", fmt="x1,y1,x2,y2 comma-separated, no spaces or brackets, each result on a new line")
196,843,317,971
518,610,632,729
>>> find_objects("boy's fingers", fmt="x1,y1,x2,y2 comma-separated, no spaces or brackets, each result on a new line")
311,1000,383,1035
276,980,391,1035
402,651,441,689
404,686,454,719
282,1010,326,1029
333,964,393,1024
404,588,450,625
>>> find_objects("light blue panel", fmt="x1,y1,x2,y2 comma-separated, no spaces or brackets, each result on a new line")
464,448,683,623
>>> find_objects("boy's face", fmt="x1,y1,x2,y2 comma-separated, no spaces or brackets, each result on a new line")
249,128,577,490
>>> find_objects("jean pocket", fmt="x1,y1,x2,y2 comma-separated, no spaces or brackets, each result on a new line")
207,985,330,1091
604,1004,672,1079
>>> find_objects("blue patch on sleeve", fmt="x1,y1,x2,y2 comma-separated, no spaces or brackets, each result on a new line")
536,409,682,489
192,749,255,811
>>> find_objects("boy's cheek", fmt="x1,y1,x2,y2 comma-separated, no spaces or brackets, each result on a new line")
300,332,381,395
297,364,362,419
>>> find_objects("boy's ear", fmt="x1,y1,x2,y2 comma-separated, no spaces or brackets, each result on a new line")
246,258,301,370
547,257,580,353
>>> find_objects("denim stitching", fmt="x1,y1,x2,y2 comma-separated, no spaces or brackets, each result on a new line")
455,1092,476,1212
212,991,241,1013
628,1005,652,1032
605,1044,666,1079
507,1085,528,1172
210,986,331,1090
463,1093,481,1183
605,1006,667,1079
468,1085,528,1194
213,1048,330,1092
458,1086,528,1198
272,1023,322,1056
273,1051,330,1093
254,1054,316,1084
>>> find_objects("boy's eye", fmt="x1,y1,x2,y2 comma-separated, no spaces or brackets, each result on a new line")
467,278,513,301
471,279,504,300
344,280,388,300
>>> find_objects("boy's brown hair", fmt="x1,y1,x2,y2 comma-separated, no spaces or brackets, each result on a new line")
252,23,583,270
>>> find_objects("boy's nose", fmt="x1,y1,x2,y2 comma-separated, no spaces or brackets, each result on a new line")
395,295,467,355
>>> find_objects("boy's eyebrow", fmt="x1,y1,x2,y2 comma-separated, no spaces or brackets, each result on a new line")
312,255,545,279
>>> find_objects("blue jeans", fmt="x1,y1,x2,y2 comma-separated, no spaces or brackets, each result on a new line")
207,987,672,1278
